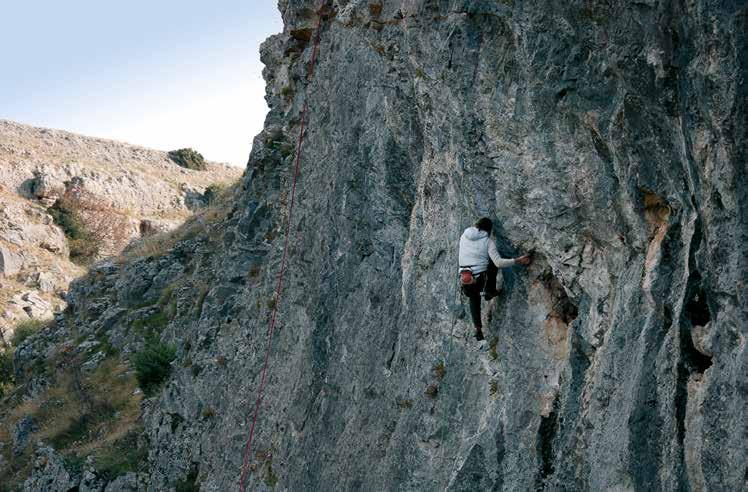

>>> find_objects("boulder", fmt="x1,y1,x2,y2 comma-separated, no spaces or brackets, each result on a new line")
11,291,53,319
0,246,23,276
31,171,63,206
12,416,37,455
22,445,78,492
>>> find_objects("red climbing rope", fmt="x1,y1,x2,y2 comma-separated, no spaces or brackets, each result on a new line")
238,10,325,492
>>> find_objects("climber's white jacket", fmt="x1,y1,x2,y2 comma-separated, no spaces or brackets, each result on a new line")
458,227,516,274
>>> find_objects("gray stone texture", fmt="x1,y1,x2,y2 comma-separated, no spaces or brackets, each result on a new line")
14,0,747,490
0,246,23,277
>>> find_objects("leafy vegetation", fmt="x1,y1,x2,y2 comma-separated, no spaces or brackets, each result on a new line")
1,318,52,396
131,311,170,337
49,190,130,265
48,199,85,240
0,356,144,487
265,462,279,487
49,195,97,263
490,380,499,397
167,148,207,171
0,346,14,397
11,318,48,347
203,183,227,205
133,338,177,396
94,431,148,480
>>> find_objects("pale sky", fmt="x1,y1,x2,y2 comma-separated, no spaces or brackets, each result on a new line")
0,1,283,167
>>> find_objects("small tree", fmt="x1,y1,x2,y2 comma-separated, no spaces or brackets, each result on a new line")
49,188,131,264
167,148,207,171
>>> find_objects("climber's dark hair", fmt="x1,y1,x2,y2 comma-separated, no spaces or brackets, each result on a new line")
475,217,492,233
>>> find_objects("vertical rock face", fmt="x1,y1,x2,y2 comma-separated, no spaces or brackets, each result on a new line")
7,1,745,490
210,1,742,490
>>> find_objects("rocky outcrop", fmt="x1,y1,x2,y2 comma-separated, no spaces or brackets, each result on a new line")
0,247,23,277
0,121,242,342
0,120,240,216
2,1,746,491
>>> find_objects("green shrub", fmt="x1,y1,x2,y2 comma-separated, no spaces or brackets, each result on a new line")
490,380,499,396
11,318,48,347
133,338,176,396
49,199,85,240
131,311,170,337
63,454,86,475
49,400,116,449
49,413,93,449
203,184,224,205
167,148,207,171
265,463,279,487
95,431,147,480
0,347,14,397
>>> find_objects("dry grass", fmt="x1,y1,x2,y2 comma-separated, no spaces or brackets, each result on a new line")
425,384,439,399
432,361,446,381
122,180,241,261
122,232,181,261
0,355,143,486
8,358,141,450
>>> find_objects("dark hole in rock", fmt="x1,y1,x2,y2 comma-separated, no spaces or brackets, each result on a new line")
539,269,579,324
556,86,574,101
684,285,711,327
536,394,560,487
290,28,313,43
682,270,713,373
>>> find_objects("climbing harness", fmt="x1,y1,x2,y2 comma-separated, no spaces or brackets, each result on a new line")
238,8,326,491
459,266,477,285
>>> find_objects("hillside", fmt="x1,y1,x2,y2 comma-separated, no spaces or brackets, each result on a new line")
0,120,241,342
1,1,746,491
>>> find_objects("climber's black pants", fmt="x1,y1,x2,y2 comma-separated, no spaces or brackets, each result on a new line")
460,260,498,329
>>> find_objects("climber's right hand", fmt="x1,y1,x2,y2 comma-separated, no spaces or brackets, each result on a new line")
516,255,532,266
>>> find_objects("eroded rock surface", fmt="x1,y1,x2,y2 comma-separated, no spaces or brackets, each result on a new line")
3,1,746,490
0,122,242,341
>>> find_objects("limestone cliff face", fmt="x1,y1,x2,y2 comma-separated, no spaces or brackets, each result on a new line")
4,1,746,490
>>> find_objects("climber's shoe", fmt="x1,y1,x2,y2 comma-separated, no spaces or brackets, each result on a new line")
484,290,500,301
475,328,485,341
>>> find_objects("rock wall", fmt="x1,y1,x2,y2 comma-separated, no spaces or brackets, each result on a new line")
5,1,746,490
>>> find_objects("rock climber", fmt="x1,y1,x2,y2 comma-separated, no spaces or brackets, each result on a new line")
458,217,531,341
